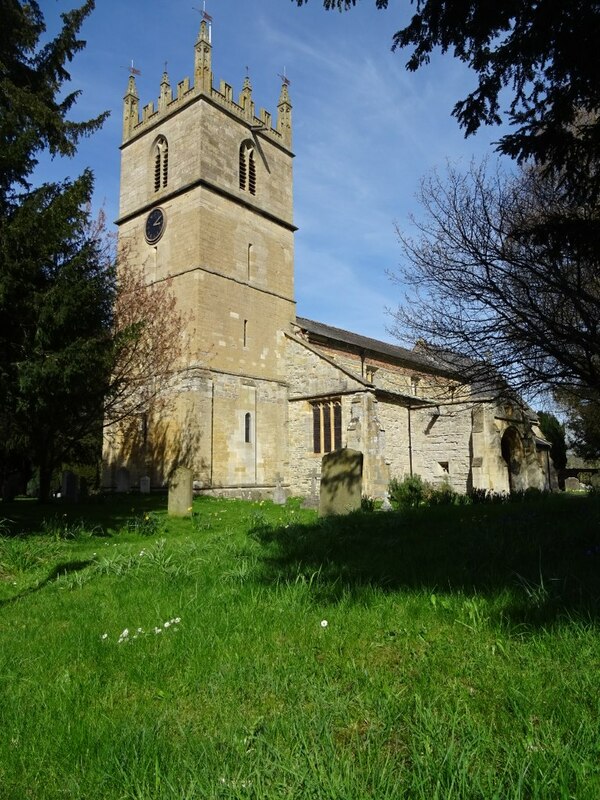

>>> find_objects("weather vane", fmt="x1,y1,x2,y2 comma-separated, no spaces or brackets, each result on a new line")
123,59,141,77
193,2,213,42
278,66,291,86
193,2,212,22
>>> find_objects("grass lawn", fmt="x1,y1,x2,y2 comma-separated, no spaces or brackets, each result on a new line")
0,493,599,799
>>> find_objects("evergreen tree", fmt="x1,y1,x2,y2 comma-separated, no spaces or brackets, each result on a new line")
559,392,600,463
536,411,567,472
0,0,109,500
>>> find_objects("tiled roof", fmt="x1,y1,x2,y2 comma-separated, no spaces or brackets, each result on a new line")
295,316,449,374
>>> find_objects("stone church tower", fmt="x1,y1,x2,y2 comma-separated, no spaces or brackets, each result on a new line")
104,19,555,499
104,20,296,493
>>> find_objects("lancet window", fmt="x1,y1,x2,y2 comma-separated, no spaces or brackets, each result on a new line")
153,136,169,192
312,398,342,454
239,141,256,195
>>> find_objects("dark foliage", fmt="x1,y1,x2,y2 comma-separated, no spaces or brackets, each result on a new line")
0,0,106,206
560,390,600,462
536,411,567,471
0,1,111,501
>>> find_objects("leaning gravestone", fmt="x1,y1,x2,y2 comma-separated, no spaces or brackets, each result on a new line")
319,448,363,517
139,476,151,494
168,466,193,517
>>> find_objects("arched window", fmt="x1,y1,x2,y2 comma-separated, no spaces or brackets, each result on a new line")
239,141,256,195
153,136,168,192
244,412,252,443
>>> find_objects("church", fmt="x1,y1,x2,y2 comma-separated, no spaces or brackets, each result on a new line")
102,19,554,500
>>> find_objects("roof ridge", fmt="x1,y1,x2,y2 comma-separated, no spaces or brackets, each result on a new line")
294,316,424,364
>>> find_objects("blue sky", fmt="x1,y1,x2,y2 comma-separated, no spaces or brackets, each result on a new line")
38,0,508,343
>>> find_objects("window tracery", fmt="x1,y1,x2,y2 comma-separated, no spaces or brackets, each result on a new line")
239,141,256,195
153,136,168,192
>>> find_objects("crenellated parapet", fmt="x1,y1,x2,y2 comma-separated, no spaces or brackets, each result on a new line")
122,19,292,148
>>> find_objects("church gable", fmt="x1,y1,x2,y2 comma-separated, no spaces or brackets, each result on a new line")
294,316,465,403
285,332,367,398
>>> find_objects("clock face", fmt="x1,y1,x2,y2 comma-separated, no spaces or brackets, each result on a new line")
145,207,166,244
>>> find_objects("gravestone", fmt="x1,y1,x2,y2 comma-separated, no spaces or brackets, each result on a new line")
139,476,151,494
565,476,582,492
302,469,319,509
168,466,193,517
61,470,79,503
319,448,363,517
116,467,130,493
273,473,286,505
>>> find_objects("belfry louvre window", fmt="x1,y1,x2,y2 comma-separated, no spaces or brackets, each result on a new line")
153,136,168,192
312,398,342,454
239,141,256,195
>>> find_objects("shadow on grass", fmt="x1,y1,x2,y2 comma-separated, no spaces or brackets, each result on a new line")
249,494,600,625
0,493,169,536
0,559,93,607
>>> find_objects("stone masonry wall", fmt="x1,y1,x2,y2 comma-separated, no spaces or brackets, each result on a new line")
310,342,463,401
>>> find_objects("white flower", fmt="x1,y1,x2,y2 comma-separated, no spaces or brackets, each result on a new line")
137,628,143,634
164,621,171,628
320,620,328,628
121,628,129,638
174,617,181,624
101,633,108,640
154,627,162,634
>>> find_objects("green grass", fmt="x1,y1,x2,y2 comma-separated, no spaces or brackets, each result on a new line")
0,493,599,799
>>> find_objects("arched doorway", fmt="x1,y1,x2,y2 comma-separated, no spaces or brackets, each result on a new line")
501,427,524,492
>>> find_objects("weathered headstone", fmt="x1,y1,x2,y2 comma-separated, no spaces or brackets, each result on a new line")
565,476,582,492
319,448,363,517
381,494,392,511
301,468,319,509
273,473,286,505
61,470,79,503
168,466,193,517
115,467,130,493
139,476,151,494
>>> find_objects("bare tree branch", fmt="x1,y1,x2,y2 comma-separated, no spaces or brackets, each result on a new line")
390,159,600,401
